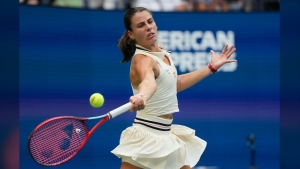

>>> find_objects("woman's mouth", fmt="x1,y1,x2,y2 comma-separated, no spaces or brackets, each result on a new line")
147,33,155,39
147,32,155,39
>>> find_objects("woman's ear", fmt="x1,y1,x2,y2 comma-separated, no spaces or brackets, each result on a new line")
127,31,135,40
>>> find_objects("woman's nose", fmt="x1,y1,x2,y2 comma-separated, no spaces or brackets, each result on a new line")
145,23,151,31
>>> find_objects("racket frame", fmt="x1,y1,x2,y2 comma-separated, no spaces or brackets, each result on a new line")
27,102,131,166
27,115,110,166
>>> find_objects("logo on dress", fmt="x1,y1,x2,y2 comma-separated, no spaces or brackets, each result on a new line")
165,68,171,74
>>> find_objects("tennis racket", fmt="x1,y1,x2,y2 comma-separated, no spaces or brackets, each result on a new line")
27,102,132,166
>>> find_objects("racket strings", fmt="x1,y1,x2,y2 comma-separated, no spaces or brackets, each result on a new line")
29,118,87,165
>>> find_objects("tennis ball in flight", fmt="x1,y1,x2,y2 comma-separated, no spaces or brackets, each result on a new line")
89,93,104,108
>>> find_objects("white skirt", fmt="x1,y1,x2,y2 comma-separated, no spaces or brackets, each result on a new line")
111,113,207,169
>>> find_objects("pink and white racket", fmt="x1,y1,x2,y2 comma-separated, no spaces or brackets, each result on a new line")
27,102,132,166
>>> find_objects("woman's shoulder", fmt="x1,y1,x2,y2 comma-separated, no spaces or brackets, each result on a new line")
132,53,156,65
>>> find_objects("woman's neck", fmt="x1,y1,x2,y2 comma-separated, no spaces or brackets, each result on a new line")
137,43,161,52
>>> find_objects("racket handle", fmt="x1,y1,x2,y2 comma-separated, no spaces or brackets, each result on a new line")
108,102,132,118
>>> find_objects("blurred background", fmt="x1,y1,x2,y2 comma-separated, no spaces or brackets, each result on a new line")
19,0,280,12
17,1,280,169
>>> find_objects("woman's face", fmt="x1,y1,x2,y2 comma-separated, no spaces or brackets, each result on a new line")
128,10,158,47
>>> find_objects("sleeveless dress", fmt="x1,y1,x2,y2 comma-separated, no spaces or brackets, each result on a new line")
111,45,207,169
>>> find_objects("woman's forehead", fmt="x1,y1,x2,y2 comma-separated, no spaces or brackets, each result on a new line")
131,11,152,24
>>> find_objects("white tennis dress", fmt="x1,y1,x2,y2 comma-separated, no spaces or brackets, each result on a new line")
111,45,207,169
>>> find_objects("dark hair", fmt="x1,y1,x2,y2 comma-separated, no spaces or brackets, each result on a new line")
118,7,152,63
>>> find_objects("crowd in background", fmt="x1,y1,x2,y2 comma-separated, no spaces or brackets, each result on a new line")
20,0,280,12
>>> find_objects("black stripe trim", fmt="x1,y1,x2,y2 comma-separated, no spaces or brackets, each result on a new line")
133,122,171,131
136,46,172,54
135,117,171,126
136,46,151,52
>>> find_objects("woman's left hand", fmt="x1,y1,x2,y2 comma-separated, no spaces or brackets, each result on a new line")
210,44,237,70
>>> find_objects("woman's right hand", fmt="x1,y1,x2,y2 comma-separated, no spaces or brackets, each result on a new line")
129,94,147,112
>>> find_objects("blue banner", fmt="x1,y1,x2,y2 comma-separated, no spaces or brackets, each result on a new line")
20,5,279,169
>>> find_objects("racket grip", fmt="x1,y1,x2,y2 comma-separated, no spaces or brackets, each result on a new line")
108,102,132,118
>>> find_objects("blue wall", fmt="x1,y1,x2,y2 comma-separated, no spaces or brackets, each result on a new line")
20,5,279,169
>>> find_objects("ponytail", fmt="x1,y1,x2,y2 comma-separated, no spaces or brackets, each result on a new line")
118,31,136,63
118,7,151,63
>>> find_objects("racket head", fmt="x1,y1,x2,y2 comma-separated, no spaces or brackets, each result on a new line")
27,116,89,166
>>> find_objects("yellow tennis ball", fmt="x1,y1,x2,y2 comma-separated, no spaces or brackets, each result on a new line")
89,93,104,108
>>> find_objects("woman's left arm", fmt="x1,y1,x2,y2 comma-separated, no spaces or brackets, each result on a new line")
177,44,236,92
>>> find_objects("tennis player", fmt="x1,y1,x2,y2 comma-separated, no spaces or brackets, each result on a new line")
111,7,237,169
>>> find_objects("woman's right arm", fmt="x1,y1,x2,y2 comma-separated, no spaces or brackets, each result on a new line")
129,54,158,112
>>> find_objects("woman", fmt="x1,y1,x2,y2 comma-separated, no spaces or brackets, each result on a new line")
111,7,237,169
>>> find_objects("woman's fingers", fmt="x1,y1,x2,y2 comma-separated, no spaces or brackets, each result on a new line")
226,46,236,57
213,45,236,58
220,45,236,59
210,50,215,56
221,44,229,54
225,59,237,63
129,95,146,112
